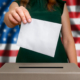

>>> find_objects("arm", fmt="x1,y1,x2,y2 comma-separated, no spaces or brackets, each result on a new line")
4,2,20,28
4,2,32,28
61,3,78,66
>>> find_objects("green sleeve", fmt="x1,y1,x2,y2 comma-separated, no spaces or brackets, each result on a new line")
56,0,67,16
60,1,66,15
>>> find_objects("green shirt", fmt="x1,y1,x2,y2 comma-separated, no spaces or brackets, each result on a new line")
13,0,68,63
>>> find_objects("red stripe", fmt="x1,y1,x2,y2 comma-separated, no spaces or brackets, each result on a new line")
0,63,5,68
77,50,80,56
78,63,80,68
69,12,80,18
0,50,18,56
0,50,80,57
74,37,80,43
63,0,80,5
71,25,80,31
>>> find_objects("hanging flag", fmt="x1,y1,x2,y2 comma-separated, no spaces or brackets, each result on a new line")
0,0,80,68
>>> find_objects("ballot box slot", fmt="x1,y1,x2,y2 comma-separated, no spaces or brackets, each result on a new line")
19,67,63,68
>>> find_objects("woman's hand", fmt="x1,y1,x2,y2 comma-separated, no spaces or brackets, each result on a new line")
8,6,32,25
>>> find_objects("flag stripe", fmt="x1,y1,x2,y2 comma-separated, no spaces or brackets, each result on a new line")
0,50,80,57
0,56,16,62
71,25,80,31
0,63,5,68
73,37,80,43
0,44,20,50
69,12,80,18
77,56,80,62
72,31,80,37
77,50,80,56
65,0,80,6
0,43,80,50
0,50,18,56
0,56,80,63
67,6,80,12
78,63,80,68
70,18,80,25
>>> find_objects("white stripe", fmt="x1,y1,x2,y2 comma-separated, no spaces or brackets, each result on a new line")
0,56,80,63
70,18,80,25
0,44,20,50
72,31,80,37
67,6,80,12
77,56,80,63
75,44,80,50
0,44,80,51
0,56,16,62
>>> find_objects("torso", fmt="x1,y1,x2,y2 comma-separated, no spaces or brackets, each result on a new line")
16,0,68,63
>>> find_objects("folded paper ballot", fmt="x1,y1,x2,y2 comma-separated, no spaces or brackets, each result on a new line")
17,18,62,57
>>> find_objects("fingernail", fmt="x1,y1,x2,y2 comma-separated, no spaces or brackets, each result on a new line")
24,20,27,23
28,19,31,22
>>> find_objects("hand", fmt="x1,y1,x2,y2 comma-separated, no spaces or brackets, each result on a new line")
8,6,32,25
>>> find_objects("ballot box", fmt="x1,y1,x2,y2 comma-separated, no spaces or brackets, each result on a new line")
0,63,80,80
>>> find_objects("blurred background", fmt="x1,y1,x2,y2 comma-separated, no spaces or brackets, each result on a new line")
0,0,80,68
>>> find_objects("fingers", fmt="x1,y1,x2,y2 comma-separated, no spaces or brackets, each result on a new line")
8,13,19,25
15,6,27,24
8,6,32,25
11,10,21,23
21,6,32,23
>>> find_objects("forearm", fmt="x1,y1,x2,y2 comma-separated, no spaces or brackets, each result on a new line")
63,39,78,66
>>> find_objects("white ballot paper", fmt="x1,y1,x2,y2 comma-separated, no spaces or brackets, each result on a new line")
17,18,62,57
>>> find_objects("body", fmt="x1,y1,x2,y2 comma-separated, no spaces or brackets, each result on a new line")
4,0,78,66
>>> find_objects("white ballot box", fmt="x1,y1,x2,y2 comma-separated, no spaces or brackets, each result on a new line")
0,63,80,80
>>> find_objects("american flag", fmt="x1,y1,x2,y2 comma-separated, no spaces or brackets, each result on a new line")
0,0,80,68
